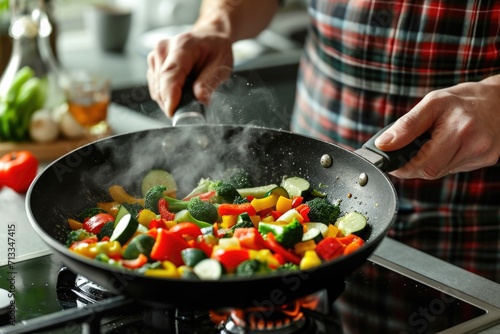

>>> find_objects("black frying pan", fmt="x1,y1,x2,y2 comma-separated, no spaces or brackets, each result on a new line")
25,124,427,309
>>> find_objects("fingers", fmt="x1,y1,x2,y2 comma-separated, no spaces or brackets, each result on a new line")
146,32,234,118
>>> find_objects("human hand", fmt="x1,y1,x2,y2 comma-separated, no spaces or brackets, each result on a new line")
146,28,233,118
375,77,500,179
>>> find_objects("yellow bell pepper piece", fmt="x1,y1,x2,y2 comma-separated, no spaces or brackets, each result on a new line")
327,224,340,238
137,209,157,228
251,193,279,213
261,215,275,222
249,249,280,268
294,240,316,255
220,215,238,229
145,261,180,278
67,218,83,231
71,241,122,259
276,196,293,214
108,185,145,206
249,215,261,227
300,250,322,270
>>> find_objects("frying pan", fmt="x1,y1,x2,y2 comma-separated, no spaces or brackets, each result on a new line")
26,123,428,310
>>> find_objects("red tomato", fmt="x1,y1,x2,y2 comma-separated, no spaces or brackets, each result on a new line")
0,150,38,193
83,213,114,234
169,222,202,240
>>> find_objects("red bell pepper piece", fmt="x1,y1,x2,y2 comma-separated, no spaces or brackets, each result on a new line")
270,210,282,221
291,196,303,208
316,237,345,261
120,253,148,269
233,228,267,250
295,204,310,222
69,236,99,249
218,203,256,216
212,248,250,272
336,234,358,246
343,237,365,255
158,198,176,221
265,232,301,265
195,235,216,257
83,213,114,234
150,228,189,266
169,222,202,240
149,219,168,230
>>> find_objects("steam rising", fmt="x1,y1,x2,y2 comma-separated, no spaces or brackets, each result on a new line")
205,72,281,127
84,72,285,197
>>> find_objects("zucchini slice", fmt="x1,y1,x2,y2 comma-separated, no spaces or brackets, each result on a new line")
110,213,139,245
335,211,367,236
301,227,323,243
122,233,156,260
280,176,310,198
193,258,223,280
265,186,290,199
141,169,177,197
304,222,329,237
237,184,278,199
114,205,130,228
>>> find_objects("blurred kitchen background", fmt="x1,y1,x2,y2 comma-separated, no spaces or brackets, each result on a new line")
1,0,310,129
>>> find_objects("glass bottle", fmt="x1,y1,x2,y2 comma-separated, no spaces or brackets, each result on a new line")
0,0,65,141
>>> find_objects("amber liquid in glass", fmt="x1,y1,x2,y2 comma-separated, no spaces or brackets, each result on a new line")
68,99,109,127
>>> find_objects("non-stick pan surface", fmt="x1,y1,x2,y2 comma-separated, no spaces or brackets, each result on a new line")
26,125,398,309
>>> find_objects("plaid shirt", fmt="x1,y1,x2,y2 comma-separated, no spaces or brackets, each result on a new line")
292,0,500,282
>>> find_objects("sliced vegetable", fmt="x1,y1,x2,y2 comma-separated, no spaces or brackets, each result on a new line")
122,233,156,259
83,213,114,234
280,176,310,198
335,211,367,236
141,169,178,197
237,184,278,199
299,250,322,270
315,237,344,261
301,227,323,243
110,213,139,245
181,248,207,267
150,228,189,266
193,258,224,280
264,232,301,265
303,222,329,238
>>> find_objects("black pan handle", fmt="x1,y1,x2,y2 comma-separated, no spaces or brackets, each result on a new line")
356,123,431,172
171,77,206,126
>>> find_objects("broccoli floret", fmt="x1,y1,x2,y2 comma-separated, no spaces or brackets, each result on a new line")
144,185,167,214
174,209,213,229
233,195,249,204
236,259,269,277
208,180,240,203
97,222,114,240
77,207,106,222
187,197,218,224
66,229,95,247
184,178,212,199
306,197,340,225
276,262,300,272
145,185,190,214
231,213,254,232
222,167,254,188
258,219,304,249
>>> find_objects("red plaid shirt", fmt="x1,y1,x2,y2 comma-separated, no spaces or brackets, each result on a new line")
292,0,500,282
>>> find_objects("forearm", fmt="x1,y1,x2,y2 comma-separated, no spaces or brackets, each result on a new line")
193,0,280,42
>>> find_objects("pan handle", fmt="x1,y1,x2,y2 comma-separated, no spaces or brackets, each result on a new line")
171,77,206,126
355,123,431,172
